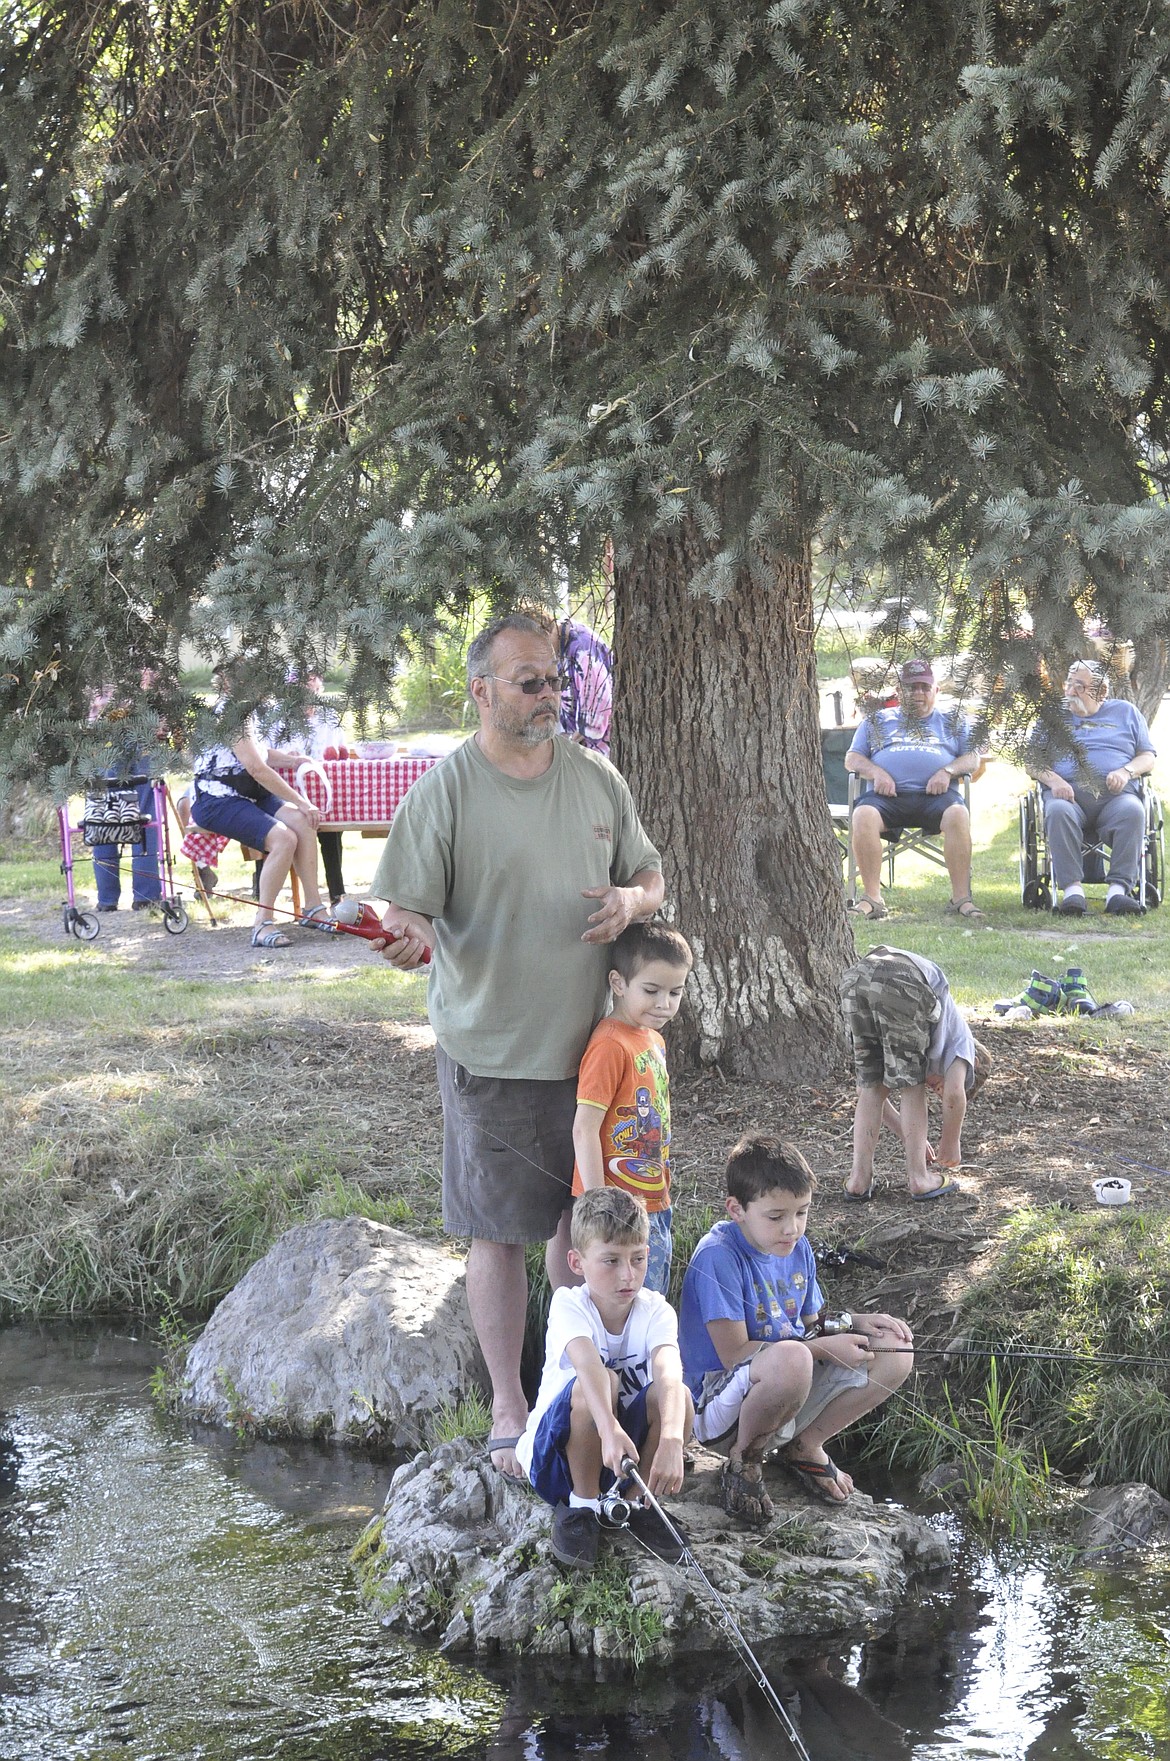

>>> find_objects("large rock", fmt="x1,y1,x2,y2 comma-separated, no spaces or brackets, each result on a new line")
353,1437,951,1665
1071,1482,1170,1557
182,1217,486,1448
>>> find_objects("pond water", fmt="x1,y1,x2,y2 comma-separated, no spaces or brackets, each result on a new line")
1,1326,1167,1761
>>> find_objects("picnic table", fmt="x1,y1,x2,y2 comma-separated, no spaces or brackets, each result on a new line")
179,755,439,871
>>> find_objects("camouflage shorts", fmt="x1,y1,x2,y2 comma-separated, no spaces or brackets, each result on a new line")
840,948,942,1090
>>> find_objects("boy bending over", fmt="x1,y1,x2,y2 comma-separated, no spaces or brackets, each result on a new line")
515,1187,694,1570
840,944,992,1201
679,1133,913,1522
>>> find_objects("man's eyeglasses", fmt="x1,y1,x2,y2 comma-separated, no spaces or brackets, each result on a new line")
482,672,567,696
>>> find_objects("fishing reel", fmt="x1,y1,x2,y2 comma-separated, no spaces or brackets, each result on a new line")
599,1485,634,1527
809,1309,855,1337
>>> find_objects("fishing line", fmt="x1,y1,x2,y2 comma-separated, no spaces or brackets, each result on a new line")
865,1344,1170,1371
617,1456,813,1761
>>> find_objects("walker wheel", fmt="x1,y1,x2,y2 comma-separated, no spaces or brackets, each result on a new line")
162,901,189,936
70,911,101,942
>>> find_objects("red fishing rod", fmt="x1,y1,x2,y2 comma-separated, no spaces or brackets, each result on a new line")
181,886,432,961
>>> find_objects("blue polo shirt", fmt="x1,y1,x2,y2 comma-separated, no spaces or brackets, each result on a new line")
1031,699,1154,785
678,1220,824,1394
849,708,973,793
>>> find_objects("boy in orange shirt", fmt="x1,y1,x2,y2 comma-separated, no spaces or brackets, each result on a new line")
572,921,693,1294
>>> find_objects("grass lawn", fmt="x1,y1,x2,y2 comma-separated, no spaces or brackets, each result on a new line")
844,738,1170,1041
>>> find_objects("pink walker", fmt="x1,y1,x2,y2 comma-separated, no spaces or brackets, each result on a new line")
58,775,189,941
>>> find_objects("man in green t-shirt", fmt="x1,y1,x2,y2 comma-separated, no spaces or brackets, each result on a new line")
371,614,664,1481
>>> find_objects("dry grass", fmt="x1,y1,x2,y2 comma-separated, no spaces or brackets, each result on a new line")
0,1016,444,1316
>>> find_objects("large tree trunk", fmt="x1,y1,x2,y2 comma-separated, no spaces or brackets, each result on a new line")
612,522,854,1081
1127,632,1170,725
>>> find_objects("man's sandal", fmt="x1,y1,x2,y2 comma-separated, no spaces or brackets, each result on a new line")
720,1457,775,1526
849,895,888,921
251,921,291,948
946,896,985,920
486,1435,526,1484
782,1453,851,1505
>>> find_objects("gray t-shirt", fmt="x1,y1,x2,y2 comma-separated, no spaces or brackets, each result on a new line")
897,949,978,1090
371,736,661,1080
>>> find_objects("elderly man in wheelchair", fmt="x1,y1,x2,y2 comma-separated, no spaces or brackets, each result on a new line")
1026,660,1157,918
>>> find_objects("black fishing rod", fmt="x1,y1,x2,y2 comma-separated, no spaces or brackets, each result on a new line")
617,1456,813,1761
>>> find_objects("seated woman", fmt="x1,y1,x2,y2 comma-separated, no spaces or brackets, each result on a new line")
191,694,327,949
1028,659,1156,918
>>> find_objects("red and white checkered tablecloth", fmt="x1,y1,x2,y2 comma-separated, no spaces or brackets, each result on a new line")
279,756,437,823
181,827,230,865
179,756,438,863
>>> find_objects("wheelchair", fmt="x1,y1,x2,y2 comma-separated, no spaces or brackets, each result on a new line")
1018,780,1164,910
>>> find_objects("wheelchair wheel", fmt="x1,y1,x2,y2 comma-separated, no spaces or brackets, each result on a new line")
162,901,189,936
1019,792,1048,908
70,910,100,942
1144,792,1164,909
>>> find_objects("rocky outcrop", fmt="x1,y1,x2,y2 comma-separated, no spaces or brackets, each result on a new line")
352,1437,951,1665
1071,1482,1170,1557
182,1217,486,1448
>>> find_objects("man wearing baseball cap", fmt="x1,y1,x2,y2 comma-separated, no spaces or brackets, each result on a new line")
844,660,985,920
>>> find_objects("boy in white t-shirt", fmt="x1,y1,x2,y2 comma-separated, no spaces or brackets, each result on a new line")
515,1187,694,1570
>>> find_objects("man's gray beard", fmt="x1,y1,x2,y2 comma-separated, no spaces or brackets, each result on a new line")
489,702,556,745
514,717,555,746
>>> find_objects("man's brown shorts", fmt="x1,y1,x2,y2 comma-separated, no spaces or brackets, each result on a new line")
840,948,942,1090
435,1043,575,1242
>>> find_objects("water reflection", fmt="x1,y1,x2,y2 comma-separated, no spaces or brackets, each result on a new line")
1,1325,1168,1761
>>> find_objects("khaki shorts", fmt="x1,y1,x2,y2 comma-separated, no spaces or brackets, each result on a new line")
840,948,942,1090
435,1043,575,1243
693,1355,870,1448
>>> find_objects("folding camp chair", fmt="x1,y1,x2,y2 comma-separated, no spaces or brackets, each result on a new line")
843,772,973,902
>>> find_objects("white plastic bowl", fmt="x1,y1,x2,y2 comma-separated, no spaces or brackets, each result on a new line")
1092,1177,1131,1207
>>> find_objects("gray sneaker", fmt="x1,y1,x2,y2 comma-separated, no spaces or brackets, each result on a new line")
550,1502,600,1569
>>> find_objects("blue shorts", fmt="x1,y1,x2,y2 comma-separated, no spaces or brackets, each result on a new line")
857,787,963,836
528,1378,650,1508
192,786,286,852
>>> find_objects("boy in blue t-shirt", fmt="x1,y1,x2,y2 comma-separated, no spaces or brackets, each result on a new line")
679,1133,913,1524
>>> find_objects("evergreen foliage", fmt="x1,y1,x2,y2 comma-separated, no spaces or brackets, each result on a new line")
1,2,1169,785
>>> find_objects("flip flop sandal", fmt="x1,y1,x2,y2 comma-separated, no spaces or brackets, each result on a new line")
251,921,291,948
783,1454,851,1504
842,1180,874,1202
486,1435,527,1484
849,895,888,921
720,1458,775,1525
912,1177,960,1201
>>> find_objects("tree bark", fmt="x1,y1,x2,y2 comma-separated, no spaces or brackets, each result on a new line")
612,521,854,1081
1126,632,1170,726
